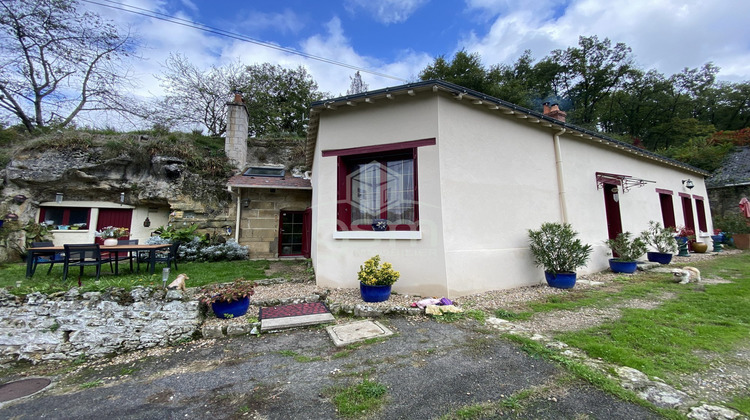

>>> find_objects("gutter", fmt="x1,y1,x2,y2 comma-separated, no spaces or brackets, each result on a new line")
553,128,568,224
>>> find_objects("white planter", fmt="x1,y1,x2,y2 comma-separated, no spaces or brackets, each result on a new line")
103,238,118,246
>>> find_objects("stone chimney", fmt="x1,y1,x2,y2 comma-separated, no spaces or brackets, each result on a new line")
542,102,567,123
225,90,248,171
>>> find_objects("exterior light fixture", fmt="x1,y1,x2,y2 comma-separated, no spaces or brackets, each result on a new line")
55,193,63,203
612,186,619,203
120,192,125,203
682,179,694,190
143,217,151,227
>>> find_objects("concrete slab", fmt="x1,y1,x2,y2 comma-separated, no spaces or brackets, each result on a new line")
326,320,394,347
260,313,335,332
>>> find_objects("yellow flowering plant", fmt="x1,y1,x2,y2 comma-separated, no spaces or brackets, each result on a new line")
357,255,400,286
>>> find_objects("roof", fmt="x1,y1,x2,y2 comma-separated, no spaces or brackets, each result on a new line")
706,146,750,188
227,172,311,190
305,79,709,176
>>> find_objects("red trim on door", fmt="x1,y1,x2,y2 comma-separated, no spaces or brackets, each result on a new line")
681,196,695,232
603,184,623,241
322,138,436,157
678,192,691,198
302,208,312,259
659,193,676,229
655,188,673,195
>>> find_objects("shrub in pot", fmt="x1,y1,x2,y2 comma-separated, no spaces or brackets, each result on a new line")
639,221,678,264
528,223,593,289
358,255,400,302
605,232,647,273
197,278,255,318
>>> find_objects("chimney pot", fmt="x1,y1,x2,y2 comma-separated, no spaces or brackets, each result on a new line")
542,102,551,115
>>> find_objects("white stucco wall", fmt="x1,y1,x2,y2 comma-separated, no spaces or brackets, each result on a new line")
311,96,450,296
311,90,711,298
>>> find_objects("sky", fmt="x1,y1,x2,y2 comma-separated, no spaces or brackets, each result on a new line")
78,0,750,126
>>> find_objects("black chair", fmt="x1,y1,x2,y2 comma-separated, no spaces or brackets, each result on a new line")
139,241,181,272
63,244,110,282
115,239,139,272
30,241,64,276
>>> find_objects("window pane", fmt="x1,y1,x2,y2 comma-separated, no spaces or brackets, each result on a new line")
350,161,381,224
43,208,64,225
386,159,414,223
68,209,89,226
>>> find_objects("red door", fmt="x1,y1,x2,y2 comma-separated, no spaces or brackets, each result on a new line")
681,195,695,232
659,193,676,229
302,208,312,258
279,211,305,256
603,184,623,240
96,209,132,243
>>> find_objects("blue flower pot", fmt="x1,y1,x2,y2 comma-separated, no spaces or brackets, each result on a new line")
211,296,250,319
544,271,577,289
647,252,673,265
360,283,392,302
609,259,638,273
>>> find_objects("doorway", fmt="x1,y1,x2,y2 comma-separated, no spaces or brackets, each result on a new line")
279,211,305,257
603,183,623,240
96,208,133,243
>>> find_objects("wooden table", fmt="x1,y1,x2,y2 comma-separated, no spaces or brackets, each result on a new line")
26,243,172,278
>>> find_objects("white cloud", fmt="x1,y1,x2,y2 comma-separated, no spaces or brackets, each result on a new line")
461,0,750,81
345,0,430,24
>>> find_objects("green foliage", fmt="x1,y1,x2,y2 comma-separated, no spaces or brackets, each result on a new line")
728,396,750,416
153,224,204,243
527,223,593,274
195,278,255,305
660,136,733,171
604,232,647,262
640,221,678,254
357,255,400,286
714,212,750,235
329,379,387,417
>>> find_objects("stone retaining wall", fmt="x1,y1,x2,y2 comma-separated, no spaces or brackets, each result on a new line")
0,287,202,363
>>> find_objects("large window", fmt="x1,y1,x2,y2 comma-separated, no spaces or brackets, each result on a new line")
39,207,91,229
656,189,676,228
340,150,417,230
695,196,708,233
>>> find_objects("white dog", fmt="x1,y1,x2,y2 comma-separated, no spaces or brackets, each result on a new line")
672,267,701,284
167,273,189,291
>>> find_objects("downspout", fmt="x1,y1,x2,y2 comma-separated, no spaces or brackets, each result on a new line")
233,187,241,243
553,128,568,224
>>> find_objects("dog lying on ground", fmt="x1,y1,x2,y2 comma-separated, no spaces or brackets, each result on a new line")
671,267,701,284
168,273,188,291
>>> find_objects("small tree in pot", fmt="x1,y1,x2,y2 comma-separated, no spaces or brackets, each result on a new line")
528,222,593,289
640,221,678,264
605,232,647,273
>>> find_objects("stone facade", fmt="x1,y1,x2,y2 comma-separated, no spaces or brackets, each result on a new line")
237,188,311,259
0,287,202,363
225,93,249,171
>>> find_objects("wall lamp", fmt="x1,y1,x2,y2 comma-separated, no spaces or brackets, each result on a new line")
682,179,694,190
611,186,619,202
55,193,63,203
120,192,125,203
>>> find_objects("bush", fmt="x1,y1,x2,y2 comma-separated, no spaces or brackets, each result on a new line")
527,222,593,274
605,232,647,262
640,221,678,254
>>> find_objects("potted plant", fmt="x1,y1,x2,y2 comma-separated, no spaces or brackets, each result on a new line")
605,232,647,273
196,278,255,318
95,226,129,246
714,212,750,250
527,222,593,289
639,221,677,264
358,255,400,302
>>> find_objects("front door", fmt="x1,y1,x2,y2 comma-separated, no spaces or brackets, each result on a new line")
96,209,133,243
279,211,304,256
603,183,623,240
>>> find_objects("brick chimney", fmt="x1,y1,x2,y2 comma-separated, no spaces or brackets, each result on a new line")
542,102,567,123
225,90,248,171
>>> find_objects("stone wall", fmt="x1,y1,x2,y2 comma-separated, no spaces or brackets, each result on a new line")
0,287,202,363
238,188,311,259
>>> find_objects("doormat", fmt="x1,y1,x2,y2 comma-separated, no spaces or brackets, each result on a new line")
259,302,335,332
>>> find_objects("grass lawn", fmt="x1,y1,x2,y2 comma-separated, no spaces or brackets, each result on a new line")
0,259,275,295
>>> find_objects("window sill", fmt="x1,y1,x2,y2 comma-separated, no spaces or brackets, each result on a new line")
333,231,421,240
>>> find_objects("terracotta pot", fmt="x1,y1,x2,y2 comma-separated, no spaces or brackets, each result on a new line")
733,234,750,250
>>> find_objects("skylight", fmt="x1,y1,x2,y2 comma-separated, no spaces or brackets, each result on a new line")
243,167,285,177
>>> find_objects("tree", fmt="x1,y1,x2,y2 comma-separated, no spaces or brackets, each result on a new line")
0,0,139,133
419,50,500,96
241,63,325,137
346,71,369,95
545,36,635,127
155,53,249,136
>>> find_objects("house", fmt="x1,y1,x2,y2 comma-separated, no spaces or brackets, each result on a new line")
305,80,712,297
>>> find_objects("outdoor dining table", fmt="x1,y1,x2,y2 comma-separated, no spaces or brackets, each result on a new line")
25,243,172,278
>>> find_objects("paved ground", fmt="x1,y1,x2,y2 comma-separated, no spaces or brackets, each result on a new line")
0,317,661,419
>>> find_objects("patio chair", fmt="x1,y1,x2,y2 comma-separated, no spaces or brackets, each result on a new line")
62,244,111,282
30,241,65,276
115,239,139,272
138,241,181,272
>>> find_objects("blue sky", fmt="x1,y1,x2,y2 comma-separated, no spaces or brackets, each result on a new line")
80,0,750,124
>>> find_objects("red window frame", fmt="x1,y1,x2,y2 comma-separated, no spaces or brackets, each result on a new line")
38,207,91,227
325,139,435,232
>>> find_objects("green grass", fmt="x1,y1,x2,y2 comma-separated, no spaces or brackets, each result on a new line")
329,379,387,417
728,395,750,416
556,253,750,380
79,379,103,389
0,259,271,295
277,350,323,363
